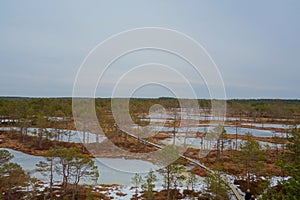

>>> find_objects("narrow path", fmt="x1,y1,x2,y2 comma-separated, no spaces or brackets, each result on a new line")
123,131,243,200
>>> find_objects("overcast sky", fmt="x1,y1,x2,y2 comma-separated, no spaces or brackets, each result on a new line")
0,0,299,99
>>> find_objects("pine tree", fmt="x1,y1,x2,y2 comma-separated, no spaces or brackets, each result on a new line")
0,162,30,198
238,133,265,188
36,148,57,199
158,163,185,200
142,169,157,200
0,149,13,166
204,172,230,200
131,173,143,197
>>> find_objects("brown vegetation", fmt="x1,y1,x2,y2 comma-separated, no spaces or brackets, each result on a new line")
0,130,90,157
199,149,283,177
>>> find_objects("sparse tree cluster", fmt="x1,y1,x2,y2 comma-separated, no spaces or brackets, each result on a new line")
36,147,99,200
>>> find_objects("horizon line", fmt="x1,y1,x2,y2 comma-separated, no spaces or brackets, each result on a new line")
0,96,299,101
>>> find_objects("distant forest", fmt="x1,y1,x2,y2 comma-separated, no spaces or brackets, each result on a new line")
1,97,300,123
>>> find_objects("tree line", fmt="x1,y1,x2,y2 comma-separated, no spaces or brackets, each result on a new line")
1,98,300,123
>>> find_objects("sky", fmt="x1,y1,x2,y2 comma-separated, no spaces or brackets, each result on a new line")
0,0,299,99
